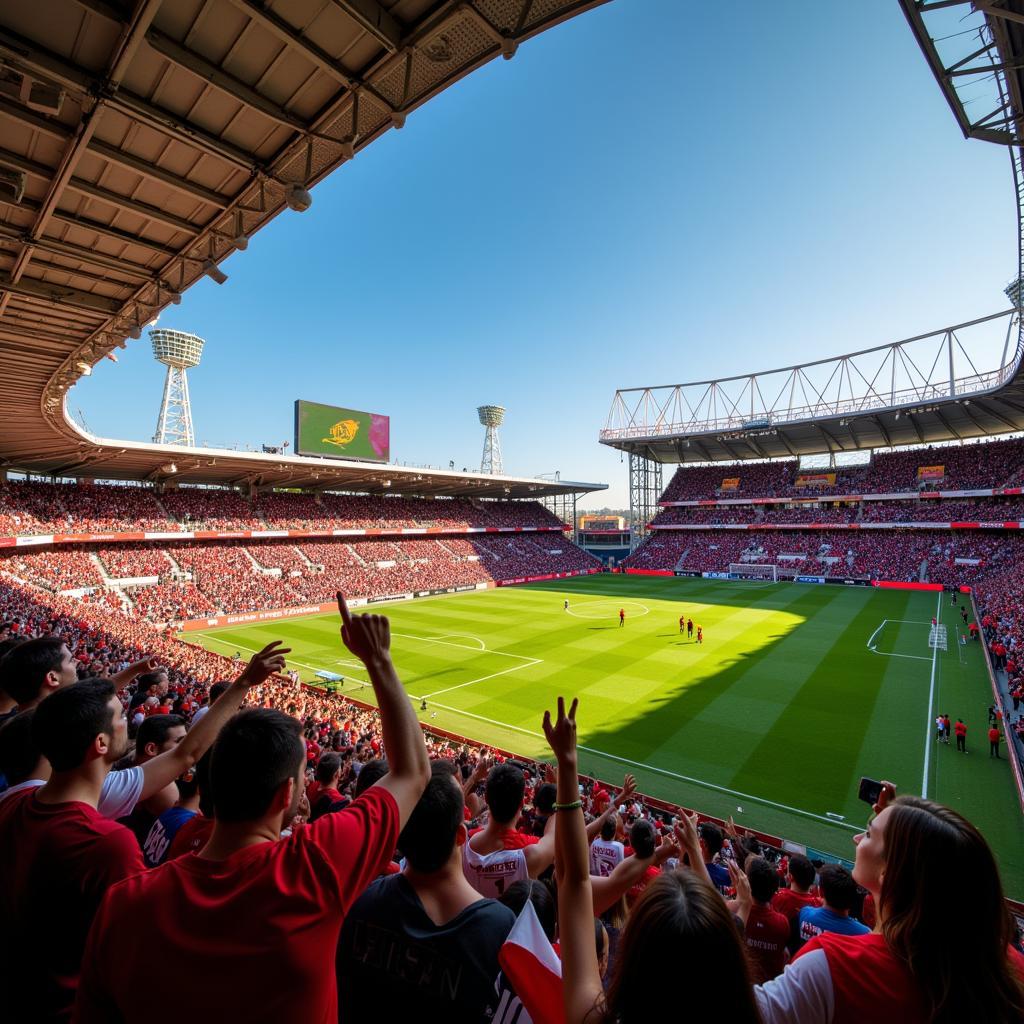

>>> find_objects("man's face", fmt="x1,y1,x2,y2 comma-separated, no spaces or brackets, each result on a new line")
105,695,130,763
155,724,187,755
283,756,306,823
56,644,78,688
155,673,169,697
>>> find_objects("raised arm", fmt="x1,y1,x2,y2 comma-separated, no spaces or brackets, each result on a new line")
590,831,676,916
585,773,635,843
109,657,159,692
544,697,603,1024
674,810,712,889
338,593,430,826
137,642,289,800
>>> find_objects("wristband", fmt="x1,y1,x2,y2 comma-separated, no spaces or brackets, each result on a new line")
553,800,583,811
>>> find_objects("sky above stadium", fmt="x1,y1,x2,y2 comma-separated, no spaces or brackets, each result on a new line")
73,0,1017,508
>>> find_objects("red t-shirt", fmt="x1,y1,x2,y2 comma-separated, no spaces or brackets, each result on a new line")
167,813,214,860
0,790,145,1023
744,902,790,983
989,727,1001,743
796,932,1024,1024
770,887,822,925
74,786,398,1023
955,721,967,738
469,825,539,850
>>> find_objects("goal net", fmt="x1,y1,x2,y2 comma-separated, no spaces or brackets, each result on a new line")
728,563,778,582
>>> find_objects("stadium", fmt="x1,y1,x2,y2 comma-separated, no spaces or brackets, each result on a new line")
1,1,1024,1021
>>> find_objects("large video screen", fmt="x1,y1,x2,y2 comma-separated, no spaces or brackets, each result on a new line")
294,400,390,463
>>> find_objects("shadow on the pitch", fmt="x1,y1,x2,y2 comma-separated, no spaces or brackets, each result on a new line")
588,626,617,631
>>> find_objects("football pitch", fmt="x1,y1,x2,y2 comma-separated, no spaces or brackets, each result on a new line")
181,574,1024,898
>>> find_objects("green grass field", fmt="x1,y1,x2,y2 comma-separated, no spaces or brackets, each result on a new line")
181,574,1024,898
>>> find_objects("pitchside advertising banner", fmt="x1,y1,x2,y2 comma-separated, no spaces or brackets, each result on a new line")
294,400,390,462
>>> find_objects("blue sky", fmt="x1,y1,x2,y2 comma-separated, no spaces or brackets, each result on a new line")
74,0,1017,508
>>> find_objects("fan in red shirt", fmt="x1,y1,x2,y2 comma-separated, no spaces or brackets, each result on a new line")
739,857,790,982
75,595,432,1024
0,679,143,1024
756,786,1024,1022
770,853,821,946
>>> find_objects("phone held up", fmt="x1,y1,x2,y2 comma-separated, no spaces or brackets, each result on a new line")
858,777,883,806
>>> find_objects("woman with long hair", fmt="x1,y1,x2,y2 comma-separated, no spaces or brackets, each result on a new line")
543,697,761,1024
757,786,1024,1022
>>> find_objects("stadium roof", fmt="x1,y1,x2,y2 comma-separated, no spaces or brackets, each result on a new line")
601,1,1024,465
0,0,607,497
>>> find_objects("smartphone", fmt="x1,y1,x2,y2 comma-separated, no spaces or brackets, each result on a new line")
858,777,883,806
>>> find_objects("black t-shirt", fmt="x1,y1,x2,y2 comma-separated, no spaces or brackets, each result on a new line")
337,873,515,1023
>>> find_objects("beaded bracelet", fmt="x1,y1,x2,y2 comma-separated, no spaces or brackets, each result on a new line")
553,800,583,811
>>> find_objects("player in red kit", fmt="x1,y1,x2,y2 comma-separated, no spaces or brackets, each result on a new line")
696,625,703,644
619,608,625,627
679,614,685,633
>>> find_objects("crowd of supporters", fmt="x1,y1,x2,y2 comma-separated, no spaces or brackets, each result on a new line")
0,481,566,536
0,535,600,624
624,528,1024,584
650,496,1024,529
0,584,1021,1022
657,436,1024,503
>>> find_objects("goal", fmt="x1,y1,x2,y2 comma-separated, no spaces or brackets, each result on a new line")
728,563,778,582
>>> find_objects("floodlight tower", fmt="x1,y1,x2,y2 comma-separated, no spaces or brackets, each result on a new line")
151,329,205,446
477,405,505,475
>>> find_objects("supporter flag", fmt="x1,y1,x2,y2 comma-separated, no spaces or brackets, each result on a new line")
497,900,564,1024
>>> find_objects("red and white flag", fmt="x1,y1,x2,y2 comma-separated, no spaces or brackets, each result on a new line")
496,899,564,1024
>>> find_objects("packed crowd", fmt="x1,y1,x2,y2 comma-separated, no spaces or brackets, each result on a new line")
650,496,1024,529
625,528,1024,585
0,481,566,537
658,436,1024,503
0,534,600,624
0,587,1021,1024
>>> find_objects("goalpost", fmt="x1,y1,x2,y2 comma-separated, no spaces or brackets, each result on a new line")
727,563,778,582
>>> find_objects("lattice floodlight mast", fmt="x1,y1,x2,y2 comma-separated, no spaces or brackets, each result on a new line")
478,405,505,475
151,329,204,446
629,454,662,551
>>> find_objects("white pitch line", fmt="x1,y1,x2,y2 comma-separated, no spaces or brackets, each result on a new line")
188,633,856,833
866,620,888,650
420,658,541,699
922,590,942,799
420,698,859,832
566,602,650,621
869,650,932,663
391,631,532,662
191,633,372,686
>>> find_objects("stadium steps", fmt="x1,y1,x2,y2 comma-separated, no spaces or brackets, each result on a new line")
293,545,318,568
346,544,368,567
163,550,188,577
673,547,691,571
89,552,112,581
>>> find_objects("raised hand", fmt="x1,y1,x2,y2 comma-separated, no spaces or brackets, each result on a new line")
542,696,579,765
727,858,752,910
673,808,702,855
616,773,637,806
654,830,679,866
338,592,391,664
873,779,897,818
236,641,290,687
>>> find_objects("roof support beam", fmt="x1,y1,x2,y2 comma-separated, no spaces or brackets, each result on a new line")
0,272,123,315
0,26,264,172
328,0,402,53
0,143,200,235
87,140,231,210
0,225,151,281
225,0,396,113
144,28,310,133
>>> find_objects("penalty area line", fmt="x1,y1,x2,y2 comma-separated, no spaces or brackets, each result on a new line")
421,699,859,833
